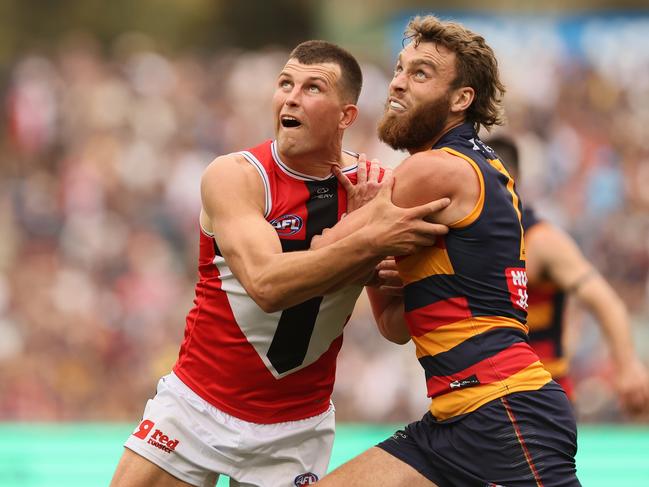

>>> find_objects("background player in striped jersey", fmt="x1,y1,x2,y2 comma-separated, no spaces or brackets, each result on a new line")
487,135,649,416
315,15,580,486
110,40,450,487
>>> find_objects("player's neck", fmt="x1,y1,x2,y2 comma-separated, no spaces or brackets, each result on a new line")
278,146,352,179
407,118,466,155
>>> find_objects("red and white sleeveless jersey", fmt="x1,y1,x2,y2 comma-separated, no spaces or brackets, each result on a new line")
173,140,363,424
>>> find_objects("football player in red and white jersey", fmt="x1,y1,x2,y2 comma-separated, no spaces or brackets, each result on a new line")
110,40,449,487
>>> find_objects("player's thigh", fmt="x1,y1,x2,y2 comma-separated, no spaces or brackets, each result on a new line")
316,447,438,487
110,447,196,487
230,403,335,487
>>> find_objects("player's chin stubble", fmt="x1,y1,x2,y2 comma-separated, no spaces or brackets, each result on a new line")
378,94,451,152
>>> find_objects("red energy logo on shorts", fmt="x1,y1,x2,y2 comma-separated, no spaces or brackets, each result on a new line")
132,419,180,454
294,472,319,486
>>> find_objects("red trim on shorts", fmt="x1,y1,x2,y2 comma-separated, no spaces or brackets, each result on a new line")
501,397,544,487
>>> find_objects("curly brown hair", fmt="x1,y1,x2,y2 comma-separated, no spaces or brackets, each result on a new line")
404,15,506,131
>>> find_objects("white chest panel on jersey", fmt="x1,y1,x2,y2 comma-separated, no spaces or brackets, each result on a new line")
214,255,362,379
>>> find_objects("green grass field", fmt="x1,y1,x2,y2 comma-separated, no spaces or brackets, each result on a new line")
0,423,647,486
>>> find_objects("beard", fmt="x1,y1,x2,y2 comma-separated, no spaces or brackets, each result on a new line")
378,93,451,152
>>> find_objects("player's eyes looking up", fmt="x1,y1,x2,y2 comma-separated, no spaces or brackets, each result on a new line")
281,80,292,90
413,69,428,81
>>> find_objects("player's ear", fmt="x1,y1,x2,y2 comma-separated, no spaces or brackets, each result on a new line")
339,104,358,129
450,86,474,113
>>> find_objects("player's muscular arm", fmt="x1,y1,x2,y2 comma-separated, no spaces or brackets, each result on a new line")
530,223,632,366
366,286,410,344
316,150,476,242
311,169,451,253
531,223,649,414
390,149,480,224
202,154,380,312
202,155,408,313
364,150,480,342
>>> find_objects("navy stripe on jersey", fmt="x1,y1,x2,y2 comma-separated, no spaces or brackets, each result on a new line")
418,328,529,379
401,131,527,324
404,273,524,321
529,292,565,353
280,177,339,252
521,206,540,231
267,177,340,374
403,275,460,311
267,296,324,374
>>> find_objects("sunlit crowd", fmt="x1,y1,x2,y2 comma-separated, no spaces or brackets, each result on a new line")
1,22,648,422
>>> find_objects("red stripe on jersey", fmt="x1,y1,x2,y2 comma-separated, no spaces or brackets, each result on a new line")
528,338,556,361
526,287,555,305
426,342,540,397
406,296,472,337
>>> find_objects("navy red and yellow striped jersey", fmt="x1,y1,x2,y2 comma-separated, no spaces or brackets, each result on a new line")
522,206,572,397
396,123,552,421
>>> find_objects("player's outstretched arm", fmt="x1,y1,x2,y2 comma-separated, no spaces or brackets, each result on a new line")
532,223,649,415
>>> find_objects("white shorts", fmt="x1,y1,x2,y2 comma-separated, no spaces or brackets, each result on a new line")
124,373,335,487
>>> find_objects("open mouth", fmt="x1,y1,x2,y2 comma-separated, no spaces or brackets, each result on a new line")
281,115,302,128
388,99,406,111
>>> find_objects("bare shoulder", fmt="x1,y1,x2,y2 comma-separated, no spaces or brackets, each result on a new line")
201,152,265,214
527,221,576,255
527,220,593,288
392,149,479,218
395,149,475,179
203,153,260,185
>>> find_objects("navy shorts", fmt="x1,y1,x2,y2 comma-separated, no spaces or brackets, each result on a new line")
378,383,580,487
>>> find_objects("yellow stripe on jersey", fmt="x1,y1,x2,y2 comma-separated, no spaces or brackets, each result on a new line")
397,245,454,285
526,302,554,331
429,361,552,421
412,316,529,359
540,357,569,378
440,147,485,229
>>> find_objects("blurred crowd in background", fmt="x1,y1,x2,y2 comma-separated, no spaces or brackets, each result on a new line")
1,9,649,423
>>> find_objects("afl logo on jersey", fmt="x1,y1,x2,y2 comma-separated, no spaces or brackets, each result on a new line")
294,472,318,485
271,214,303,236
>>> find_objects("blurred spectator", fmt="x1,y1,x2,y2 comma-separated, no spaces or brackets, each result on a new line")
1,17,648,423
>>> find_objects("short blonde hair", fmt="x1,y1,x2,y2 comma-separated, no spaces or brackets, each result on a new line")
404,15,506,131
